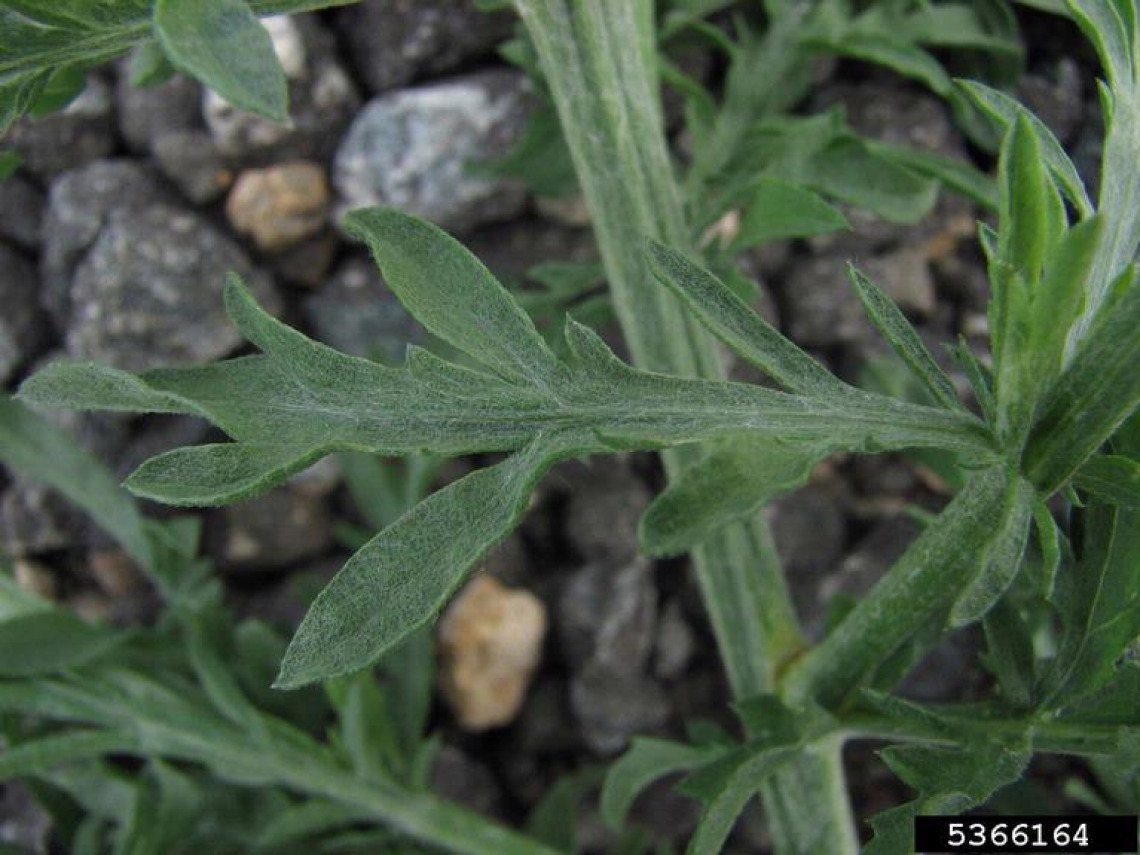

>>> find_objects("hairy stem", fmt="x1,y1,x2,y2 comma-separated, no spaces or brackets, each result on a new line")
513,1,856,850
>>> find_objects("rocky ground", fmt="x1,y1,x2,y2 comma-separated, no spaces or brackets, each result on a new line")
0,2,1105,851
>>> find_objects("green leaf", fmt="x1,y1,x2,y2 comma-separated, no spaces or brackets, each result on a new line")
1023,265,1140,493
678,724,804,855
997,115,1064,285
948,475,1034,627
0,396,153,575
153,0,288,123
525,767,604,852
1040,500,1140,709
730,179,849,249
0,151,21,179
785,467,1032,708
21,258,993,511
865,737,1030,855
0,611,125,677
645,241,847,397
0,730,134,781
982,597,1037,708
128,40,177,88
808,135,939,225
849,266,964,413
640,435,827,557
812,33,950,95
1004,216,1101,439
949,338,996,424
865,140,999,212
328,672,402,782
344,208,567,389
601,738,720,830
958,80,1093,216
672,695,837,855
256,800,373,849
275,437,566,688
1068,0,1137,88
1073,455,1140,507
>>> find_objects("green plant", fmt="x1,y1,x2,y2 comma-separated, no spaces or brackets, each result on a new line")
3,1,1140,854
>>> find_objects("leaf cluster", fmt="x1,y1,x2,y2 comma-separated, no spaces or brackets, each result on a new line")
0,395,556,855
0,0,353,139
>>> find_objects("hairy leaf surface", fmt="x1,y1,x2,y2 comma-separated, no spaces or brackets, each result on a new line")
640,435,827,557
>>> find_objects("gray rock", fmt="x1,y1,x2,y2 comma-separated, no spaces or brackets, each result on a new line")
783,253,872,347
559,557,668,754
203,15,359,164
64,203,278,370
4,77,115,178
152,130,234,204
430,745,504,818
462,215,598,283
221,486,332,571
0,782,50,853
115,66,202,153
770,485,848,634
42,160,173,323
821,78,962,156
898,627,986,702
0,245,46,383
1018,58,1084,146
558,558,658,673
336,0,513,93
0,175,45,249
570,661,670,755
303,256,422,362
859,247,936,318
654,599,696,680
559,458,652,563
0,482,80,555
333,70,530,233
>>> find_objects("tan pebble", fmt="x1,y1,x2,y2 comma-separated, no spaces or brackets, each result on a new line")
68,592,112,624
88,549,140,597
438,574,547,732
226,161,330,252
536,193,592,227
14,558,58,601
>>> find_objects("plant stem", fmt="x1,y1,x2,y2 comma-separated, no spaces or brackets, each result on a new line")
512,1,856,850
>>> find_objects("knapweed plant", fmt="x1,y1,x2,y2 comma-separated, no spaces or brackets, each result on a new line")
1,0,1139,853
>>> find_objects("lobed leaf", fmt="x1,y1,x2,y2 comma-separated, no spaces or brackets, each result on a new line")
343,208,567,389
640,435,828,557
865,737,1030,855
